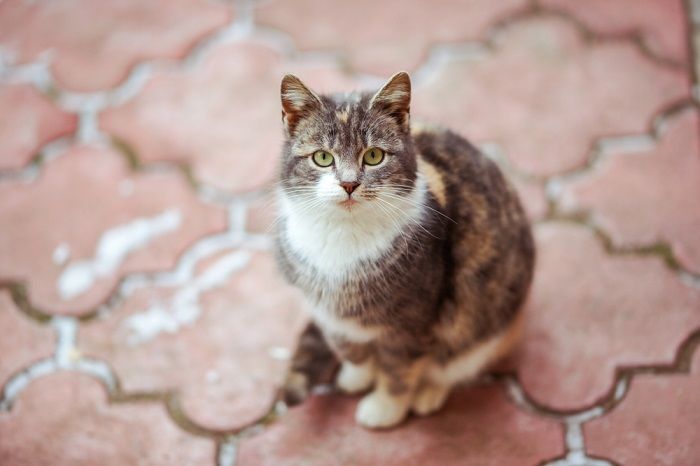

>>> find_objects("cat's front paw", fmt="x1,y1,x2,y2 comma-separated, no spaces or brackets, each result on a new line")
336,360,375,394
355,390,409,429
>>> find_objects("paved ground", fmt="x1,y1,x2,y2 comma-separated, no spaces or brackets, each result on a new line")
1,0,699,465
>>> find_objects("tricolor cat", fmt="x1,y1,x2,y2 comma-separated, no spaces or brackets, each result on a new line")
274,72,535,429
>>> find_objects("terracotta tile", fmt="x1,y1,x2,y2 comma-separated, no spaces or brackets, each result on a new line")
0,145,227,316
559,109,700,274
586,349,700,465
246,190,277,235
80,252,309,431
413,16,690,176
238,385,563,465
0,290,54,384
509,223,700,410
100,41,360,194
0,84,77,170
0,372,214,465
0,0,231,91
542,0,689,64
255,0,529,76
510,177,548,221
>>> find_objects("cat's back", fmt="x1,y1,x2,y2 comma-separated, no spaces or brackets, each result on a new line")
412,123,535,340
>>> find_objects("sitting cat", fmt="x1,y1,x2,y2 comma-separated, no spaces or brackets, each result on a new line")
274,72,535,429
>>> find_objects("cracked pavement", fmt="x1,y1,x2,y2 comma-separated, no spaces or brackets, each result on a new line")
1,0,700,465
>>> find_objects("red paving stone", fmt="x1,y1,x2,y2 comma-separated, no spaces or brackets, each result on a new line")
510,177,548,221
509,223,700,410
413,16,690,176
0,145,227,316
100,41,360,194
255,0,528,76
586,348,700,465
237,386,564,466
0,372,215,465
0,290,54,384
559,109,700,275
80,252,308,431
0,84,77,170
0,1,697,464
541,0,689,64
0,0,231,91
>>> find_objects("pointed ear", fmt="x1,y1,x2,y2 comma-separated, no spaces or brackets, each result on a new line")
281,74,322,136
369,71,411,129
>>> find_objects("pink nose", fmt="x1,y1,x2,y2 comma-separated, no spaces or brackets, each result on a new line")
340,181,360,195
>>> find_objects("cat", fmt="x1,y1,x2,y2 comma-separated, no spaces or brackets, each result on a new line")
274,71,535,429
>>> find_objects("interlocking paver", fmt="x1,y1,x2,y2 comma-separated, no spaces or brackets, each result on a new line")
0,0,696,463
0,0,231,91
0,84,77,170
100,41,360,194
541,0,689,64
255,0,529,76
0,372,215,465
412,16,690,176
559,109,700,275
511,178,548,221
80,252,308,431
237,386,564,466
0,145,227,316
0,290,54,385
585,347,700,465
508,223,700,410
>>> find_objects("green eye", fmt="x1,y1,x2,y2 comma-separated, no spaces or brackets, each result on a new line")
312,150,334,167
363,148,385,166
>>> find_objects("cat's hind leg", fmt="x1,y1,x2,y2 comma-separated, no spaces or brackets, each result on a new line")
412,315,524,416
411,381,451,416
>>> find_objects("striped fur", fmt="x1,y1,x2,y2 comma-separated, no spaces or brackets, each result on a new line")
275,72,535,428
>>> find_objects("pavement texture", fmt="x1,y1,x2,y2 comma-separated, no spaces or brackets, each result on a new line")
1,1,700,465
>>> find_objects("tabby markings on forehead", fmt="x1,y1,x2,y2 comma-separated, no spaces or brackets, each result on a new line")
336,109,349,123
291,140,322,157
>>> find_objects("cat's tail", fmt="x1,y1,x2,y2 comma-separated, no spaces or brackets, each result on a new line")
281,321,339,406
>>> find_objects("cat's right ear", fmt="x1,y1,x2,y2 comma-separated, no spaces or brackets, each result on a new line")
281,74,322,136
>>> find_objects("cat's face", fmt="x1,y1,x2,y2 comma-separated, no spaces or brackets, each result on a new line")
278,73,418,218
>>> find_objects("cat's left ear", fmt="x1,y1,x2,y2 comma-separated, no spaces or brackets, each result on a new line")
369,71,411,129
281,74,323,136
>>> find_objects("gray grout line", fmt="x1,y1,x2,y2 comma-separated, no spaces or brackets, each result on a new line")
0,2,697,462
0,135,74,184
505,376,626,466
0,316,117,411
217,438,238,466
690,0,700,100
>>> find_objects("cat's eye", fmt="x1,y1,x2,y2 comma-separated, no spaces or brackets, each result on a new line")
363,148,385,166
312,150,334,167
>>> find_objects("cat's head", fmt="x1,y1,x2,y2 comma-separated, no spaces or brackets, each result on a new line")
277,72,418,217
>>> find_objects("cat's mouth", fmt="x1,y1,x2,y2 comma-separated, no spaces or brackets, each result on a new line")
338,198,359,209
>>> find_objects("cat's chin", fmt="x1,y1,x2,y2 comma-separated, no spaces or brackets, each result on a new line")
337,198,359,210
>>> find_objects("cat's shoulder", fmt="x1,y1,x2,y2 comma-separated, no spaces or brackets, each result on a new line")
410,122,492,209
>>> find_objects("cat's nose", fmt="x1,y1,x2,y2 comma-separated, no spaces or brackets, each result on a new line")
340,181,360,195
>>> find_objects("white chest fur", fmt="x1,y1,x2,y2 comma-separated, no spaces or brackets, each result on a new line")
278,174,428,280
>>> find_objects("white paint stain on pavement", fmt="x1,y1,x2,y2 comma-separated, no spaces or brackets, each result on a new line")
123,249,251,345
57,208,182,299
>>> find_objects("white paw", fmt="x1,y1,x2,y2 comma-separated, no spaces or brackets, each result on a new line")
336,361,375,394
355,390,409,429
411,384,450,416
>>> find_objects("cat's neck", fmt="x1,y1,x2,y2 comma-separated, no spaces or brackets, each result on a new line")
279,175,428,279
